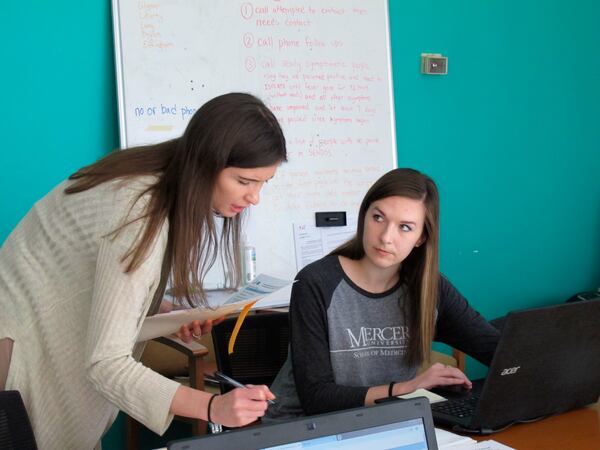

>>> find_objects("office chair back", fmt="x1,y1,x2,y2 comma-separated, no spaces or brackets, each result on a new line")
0,390,37,450
211,312,289,392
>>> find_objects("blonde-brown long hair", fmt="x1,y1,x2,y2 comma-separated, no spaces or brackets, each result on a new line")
332,168,440,366
66,93,287,307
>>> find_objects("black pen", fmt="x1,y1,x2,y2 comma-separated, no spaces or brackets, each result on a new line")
214,371,276,405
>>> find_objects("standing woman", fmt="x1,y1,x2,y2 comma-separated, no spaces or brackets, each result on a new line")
0,93,283,449
267,168,499,420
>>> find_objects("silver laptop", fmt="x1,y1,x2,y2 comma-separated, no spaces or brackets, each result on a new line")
168,397,438,450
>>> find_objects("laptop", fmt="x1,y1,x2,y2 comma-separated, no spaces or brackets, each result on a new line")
431,300,600,434
168,397,438,450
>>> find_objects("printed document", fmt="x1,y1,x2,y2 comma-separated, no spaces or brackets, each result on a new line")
293,216,357,271
435,428,515,449
137,274,292,342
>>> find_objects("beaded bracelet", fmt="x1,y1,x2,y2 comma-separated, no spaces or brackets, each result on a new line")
207,394,218,424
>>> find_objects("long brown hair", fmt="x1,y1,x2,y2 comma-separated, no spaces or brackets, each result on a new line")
66,93,287,307
332,168,440,366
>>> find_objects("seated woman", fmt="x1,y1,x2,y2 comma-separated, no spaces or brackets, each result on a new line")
266,168,500,420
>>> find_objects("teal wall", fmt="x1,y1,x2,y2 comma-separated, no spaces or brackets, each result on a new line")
390,0,600,318
1,2,118,242
2,1,599,449
390,0,600,376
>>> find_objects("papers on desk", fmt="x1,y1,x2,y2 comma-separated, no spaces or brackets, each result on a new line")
137,274,292,342
435,428,476,448
473,441,515,450
435,428,515,449
397,388,447,404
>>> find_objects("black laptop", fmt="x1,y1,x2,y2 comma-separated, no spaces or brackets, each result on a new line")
168,397,438,450
431,300,600,434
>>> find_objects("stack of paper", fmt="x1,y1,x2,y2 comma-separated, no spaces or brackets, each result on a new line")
137,274,292,342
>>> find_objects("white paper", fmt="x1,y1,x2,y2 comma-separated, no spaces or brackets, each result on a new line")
137,274,292,342
293,217,357,271
435,428,515,450
473,441,515,450
435,427,477,448
221,274,292,305
207,283,292,310
397,388,446,404
248,283,293,310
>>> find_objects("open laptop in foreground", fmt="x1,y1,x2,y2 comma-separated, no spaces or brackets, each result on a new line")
168,397,438,450
431,300,600,434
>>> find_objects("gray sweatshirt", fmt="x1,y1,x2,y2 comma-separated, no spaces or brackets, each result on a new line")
266,254,499,420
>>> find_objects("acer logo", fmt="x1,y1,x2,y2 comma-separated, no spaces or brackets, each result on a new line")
500,366,520,376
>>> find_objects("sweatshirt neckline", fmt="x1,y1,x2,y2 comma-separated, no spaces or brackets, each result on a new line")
332,255,403,299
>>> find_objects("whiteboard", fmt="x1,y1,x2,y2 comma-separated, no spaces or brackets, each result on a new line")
113,0,397,287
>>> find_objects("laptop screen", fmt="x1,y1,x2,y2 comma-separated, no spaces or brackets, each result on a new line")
168,399,437,450
264,418,428,450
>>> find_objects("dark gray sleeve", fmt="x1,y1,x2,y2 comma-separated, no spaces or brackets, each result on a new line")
290,267,369,415
434,276,500,365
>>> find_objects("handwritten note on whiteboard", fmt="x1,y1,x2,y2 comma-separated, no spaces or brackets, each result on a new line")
113,0,396,285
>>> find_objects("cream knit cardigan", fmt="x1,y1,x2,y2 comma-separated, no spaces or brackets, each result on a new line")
0,176,181,449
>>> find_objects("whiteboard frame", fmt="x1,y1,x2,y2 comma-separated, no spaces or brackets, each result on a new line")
383,0,398,169
112,0,128,148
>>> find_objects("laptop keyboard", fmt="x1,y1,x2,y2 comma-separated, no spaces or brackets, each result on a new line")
431,395,479,419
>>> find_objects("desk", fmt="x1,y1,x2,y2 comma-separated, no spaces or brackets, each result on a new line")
472,401,600,449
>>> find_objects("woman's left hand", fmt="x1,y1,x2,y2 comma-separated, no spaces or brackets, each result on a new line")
177,317,225,343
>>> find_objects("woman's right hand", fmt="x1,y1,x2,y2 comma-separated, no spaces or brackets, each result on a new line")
209,385,276,427
409,362,472,391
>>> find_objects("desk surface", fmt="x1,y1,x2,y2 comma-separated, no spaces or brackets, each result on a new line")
472,401,600,449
